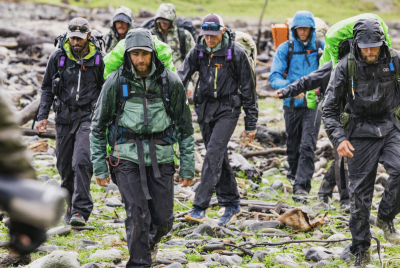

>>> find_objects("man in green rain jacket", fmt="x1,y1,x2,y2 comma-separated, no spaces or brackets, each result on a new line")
90,28,194,267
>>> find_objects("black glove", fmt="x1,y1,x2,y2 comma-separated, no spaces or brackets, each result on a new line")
9,220,47,255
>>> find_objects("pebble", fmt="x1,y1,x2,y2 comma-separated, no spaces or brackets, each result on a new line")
102,234,121,245
270,179,283,190
217,255,242,265
305,246,329,262
157,251,187,262
105,198,123,207
47,226,72,237
194,224,214,236
327,233,349,246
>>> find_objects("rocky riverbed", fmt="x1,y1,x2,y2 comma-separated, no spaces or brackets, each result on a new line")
0,2,400,268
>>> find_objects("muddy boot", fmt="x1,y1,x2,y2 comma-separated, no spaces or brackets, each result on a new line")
350,250,371,268
376,217,400,243
151,243,158,266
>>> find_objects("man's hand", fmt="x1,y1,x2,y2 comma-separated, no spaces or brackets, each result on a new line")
36,119,48,134
179,178,191,187
294,93,305,99
96,177,111,187
243,130,257,142
275,90,283,98
337,140,355,158
187,89,193,98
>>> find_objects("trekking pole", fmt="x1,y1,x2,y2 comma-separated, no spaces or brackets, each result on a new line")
256,0,269,53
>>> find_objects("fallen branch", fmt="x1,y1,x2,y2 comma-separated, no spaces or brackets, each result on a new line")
18,99,40,125
241,148,286,158
174,198,192,210
223,243,254,256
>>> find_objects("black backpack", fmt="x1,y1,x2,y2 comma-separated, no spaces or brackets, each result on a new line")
285,39,323,74
142,17,196,57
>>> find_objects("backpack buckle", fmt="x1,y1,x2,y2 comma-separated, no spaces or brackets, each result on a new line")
216,63,223,69
306,50,311,54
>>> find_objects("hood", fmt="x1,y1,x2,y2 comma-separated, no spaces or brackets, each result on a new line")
154,3,178,34
113,6,133,25
122,28,164,79
291,11,316,42
353,18,386,49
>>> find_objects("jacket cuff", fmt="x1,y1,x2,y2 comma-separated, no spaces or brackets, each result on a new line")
245,129,257,133
335,136,348,149
94,172,109,180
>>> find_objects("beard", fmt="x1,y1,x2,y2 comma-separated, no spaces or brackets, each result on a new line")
72,39,89,54
361,50,380,64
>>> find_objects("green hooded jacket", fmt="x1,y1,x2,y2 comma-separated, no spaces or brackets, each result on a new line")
103,35,175,79
306,13,391,109
90,29,195,180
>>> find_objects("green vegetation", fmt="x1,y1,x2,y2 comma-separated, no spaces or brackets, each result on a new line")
27,0,400,24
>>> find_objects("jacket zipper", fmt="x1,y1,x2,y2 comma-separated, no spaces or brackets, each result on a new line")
76,69,81,101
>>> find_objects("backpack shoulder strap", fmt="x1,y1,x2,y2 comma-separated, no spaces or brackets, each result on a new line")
389,49,400,81
286,40,294,74
178,28,187,58
347,52,356,99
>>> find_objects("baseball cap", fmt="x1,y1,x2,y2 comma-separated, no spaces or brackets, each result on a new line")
67,17,90,39
200,13,225,36
127,47,153,52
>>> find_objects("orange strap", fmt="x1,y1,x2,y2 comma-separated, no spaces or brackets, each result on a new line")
108,142,120,167
81,65,86,70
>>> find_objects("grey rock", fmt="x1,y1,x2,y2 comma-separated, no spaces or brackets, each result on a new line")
187,263,207,268
218,255,242,265
370,228,375,237
376,173,389,187
47,226,72,237
165,263,184,268
312,230,330,240
305,247,329,262
372,253,388,260
194,224,214,236
238,220,257,231
275,255,298,267
104,183,119,193
271,180,283,190
41,250,80,268
47,147,56,156
327,234,349,246
37,174,51,182
166,239,186,246
203,243,225,252
340,242,354,263
245,264,265,268
185,233,203,240
81,263,100,268
263,168,279,177
202,261,221,267
105,198,123,207
252,250,267,262
205,253,220,262
89,249,123,262
298,262,311,267
79,240,102,249
157,251,187,261
377,229,384,236
315,260,329,267
258,228,287,234
312,202,329,211
250,221,284,232
29,135,40,142
214,226,234,238
44,179,61,188
299,206,313,213
369,214,377,226
102,235,121,245
35,245,59,253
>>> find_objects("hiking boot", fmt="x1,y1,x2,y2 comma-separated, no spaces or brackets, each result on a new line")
185,207,206,223
70,213,86,226
375,217,400,243
218,204,242,227
63,206,72,225
319,195,329,204
151,243,158,265
294,189,308,195
350,250,371,268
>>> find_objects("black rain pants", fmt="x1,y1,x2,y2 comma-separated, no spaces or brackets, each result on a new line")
111,157,175,268
193,108,240,209
348,128,400,255
283,107,321,193
56,121,93,220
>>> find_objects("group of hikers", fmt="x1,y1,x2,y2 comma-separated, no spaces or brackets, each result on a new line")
0,3,398,267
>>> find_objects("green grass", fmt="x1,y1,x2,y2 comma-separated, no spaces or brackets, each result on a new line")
27,0,400,24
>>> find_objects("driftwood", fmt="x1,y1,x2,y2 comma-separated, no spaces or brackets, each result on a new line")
0,27,53,49
21,127,56,139
230,153,261,183
248,204,289,214
17,98,40,125
241,148,286,158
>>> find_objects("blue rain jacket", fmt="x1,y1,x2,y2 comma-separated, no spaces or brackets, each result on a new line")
269,11,325,108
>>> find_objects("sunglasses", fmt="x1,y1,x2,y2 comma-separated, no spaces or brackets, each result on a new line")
68,25,89,33
201,23,221,31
